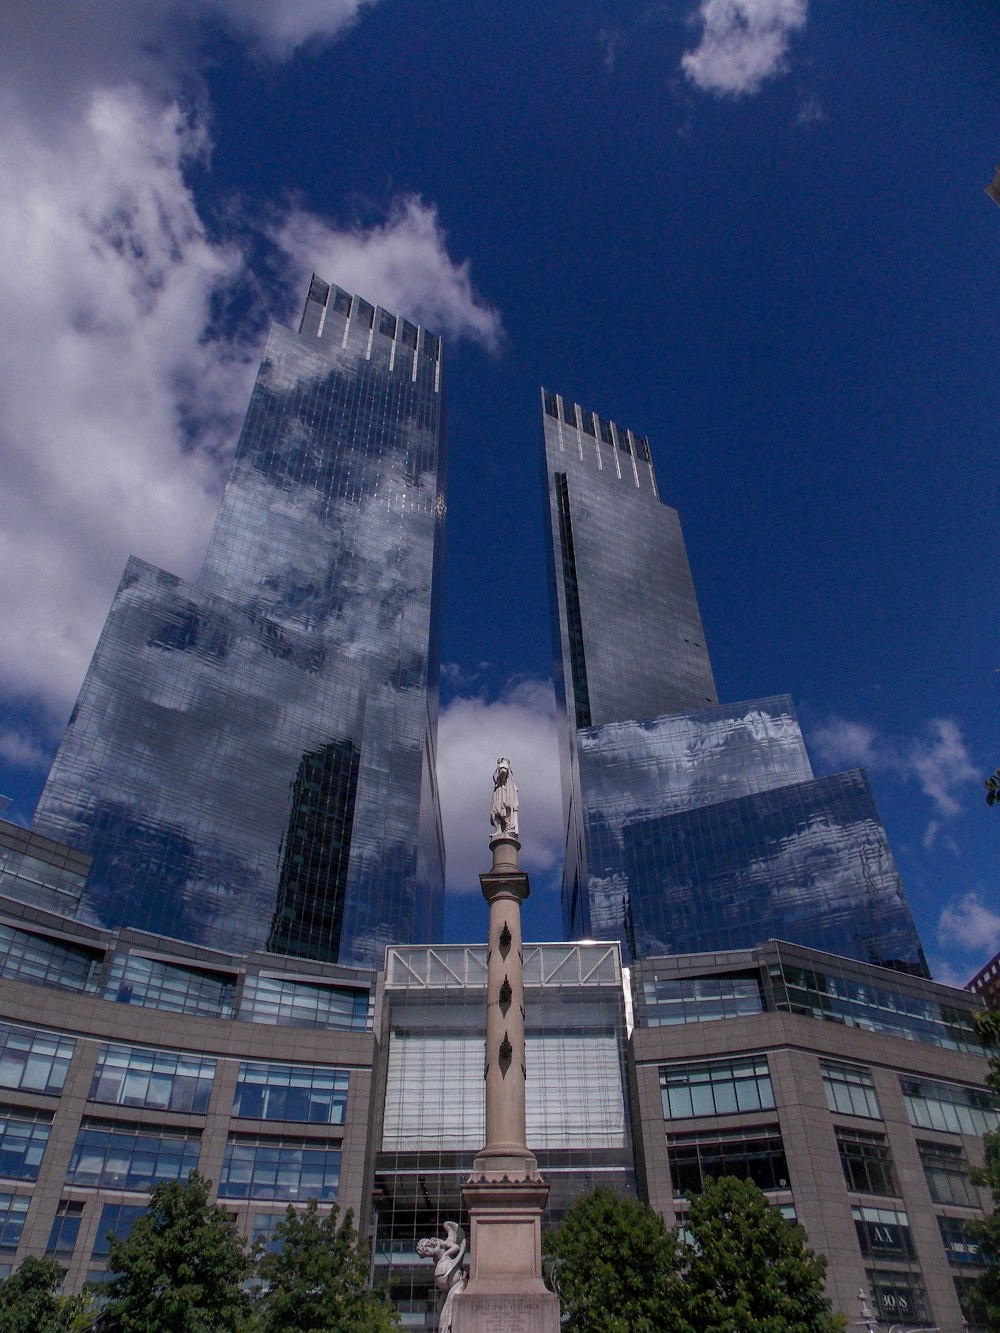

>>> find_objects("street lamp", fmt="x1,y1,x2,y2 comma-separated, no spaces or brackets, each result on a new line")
856,1288,878,1333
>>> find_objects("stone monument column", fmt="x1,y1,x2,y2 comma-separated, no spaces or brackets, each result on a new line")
450,760,560,1333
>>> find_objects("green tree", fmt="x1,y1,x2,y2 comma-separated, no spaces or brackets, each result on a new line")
966,1132,1000,1329
102,1171,252,1333
255,1198,397,1333
0,1255,94,1332
683,1176,843,1333
966,1010,1000,1328
542,1187,688,1332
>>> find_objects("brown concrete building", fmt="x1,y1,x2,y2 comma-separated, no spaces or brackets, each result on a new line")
0,893,378,1290
631,943,994,1331
0,821,994,1330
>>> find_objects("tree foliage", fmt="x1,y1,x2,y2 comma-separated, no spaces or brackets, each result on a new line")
683,1176,843,1333
0,1255,94,1332
544,1182,844,1333
966,1011,1000,1327
542,1187,688,1332
966,1131,1000,1328
255,1199,397,1333
102,1172,252,1333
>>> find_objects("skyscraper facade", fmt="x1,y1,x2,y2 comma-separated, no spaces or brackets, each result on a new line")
32,278,447,968
541,389,928,974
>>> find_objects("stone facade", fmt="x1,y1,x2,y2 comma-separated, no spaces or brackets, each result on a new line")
0,886,991,1330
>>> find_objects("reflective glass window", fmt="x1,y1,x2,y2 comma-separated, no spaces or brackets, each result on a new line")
90,1044,216,1113
938,1215,984,1266
667,1125,788,1195
0,830,89,917
562,400,577,429
659,1056,774,1119
307,275,330,307
773,962,981,1052
901,1076,1000,1136
822,1061,881,1119
543,391,558,419
384,1032,625,1152
918,1141,979,1207
239,975,371,1030
251,1212,288,1254
0,1108,51,1179
865,1267,930,1325
836,1129,898,1196
853,1204,915,1259
0,1193,30,1251
641,972,763,1026
91,1202,148,1259
0,923,101,993
105,954,235,1019
233,1062,349,1124
218,1137,341,1201
66,1123,200,1189
0,1023,75,1094
46,1200,85,1257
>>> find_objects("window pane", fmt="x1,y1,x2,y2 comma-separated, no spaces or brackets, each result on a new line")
660,1057,774,1121
66,1124,200,1189
219,1137,341,1201
90,1044,215,1114
233,1062,349,1126
822,1062,881,1120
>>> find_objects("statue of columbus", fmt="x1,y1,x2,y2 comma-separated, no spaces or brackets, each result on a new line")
490,757,519,839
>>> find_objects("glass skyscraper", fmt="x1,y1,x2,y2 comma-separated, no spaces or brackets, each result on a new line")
541,388,928,975
32,277,447,969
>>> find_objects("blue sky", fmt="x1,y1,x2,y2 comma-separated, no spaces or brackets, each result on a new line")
0,0,997,984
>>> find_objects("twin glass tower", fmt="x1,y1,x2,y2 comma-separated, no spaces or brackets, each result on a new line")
540,388,928,975
29,277,927,978
33,278,446,970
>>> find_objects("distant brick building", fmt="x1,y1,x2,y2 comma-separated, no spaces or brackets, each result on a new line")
967,950,1000,1010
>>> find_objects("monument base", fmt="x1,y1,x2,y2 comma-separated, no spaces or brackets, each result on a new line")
451,1179,560,1333
451,1290,560,1333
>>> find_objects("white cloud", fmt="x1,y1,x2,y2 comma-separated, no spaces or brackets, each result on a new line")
926,957,972,990
809,714,978,833
203,0,373,58
937,892,1000,957
907,718,976,819
0,87,255,716
437,679,563,894
0,7,501,730
809,718,878,769
921,819,941,851
0,729,55,772
2,0,371,121
274,198,503,352
682,0,807,97
795,94,825,127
